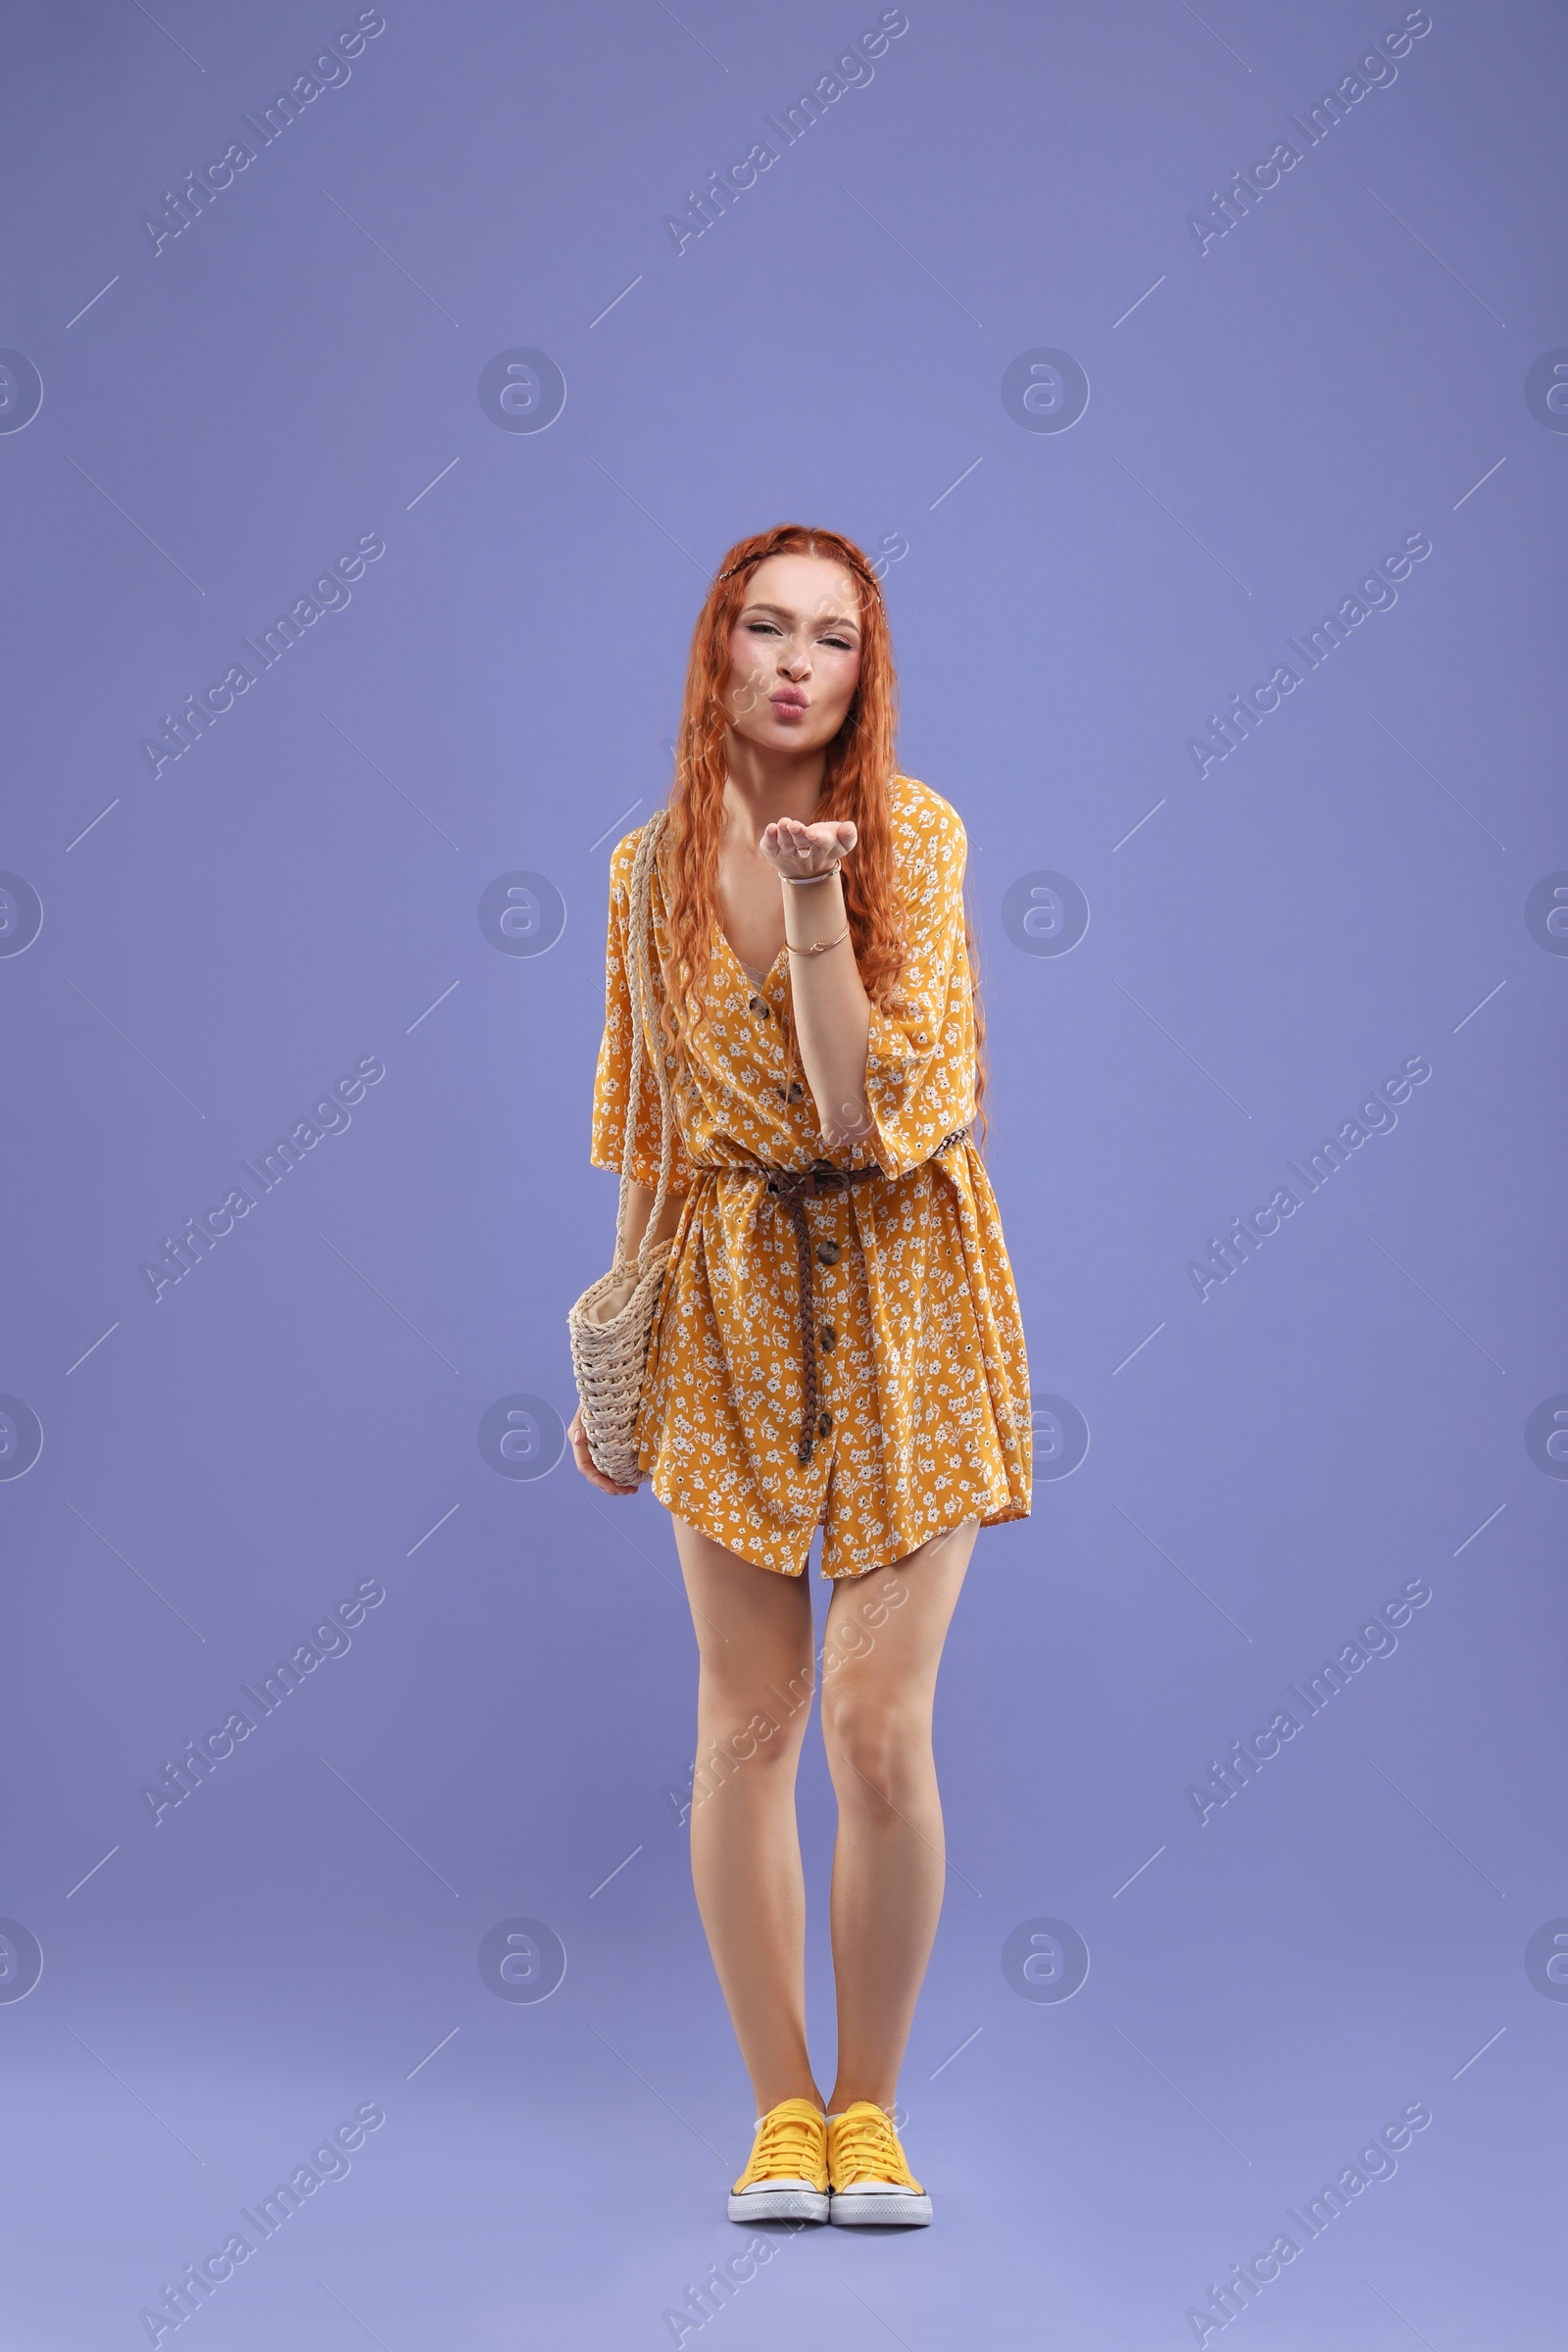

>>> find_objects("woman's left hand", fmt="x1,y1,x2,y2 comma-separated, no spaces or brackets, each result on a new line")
760,815,857,881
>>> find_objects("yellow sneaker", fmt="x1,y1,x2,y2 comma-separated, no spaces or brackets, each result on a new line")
727,2096,829,2224
826,2101,932,2226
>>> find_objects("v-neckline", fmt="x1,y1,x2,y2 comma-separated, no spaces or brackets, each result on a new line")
714,918,787,991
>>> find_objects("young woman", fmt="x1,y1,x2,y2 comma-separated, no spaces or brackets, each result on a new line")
568,523,1031,2228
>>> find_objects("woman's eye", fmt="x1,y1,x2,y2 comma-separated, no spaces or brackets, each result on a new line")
822,635,853,650
746,621,780,637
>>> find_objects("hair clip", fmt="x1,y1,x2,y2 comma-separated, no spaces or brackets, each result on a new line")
714,545,882,592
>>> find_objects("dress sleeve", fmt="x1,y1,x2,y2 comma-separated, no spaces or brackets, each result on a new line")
590,831,691,1193
862,791,977,1182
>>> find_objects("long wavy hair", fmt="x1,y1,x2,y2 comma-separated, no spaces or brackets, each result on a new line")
659,522,987,1135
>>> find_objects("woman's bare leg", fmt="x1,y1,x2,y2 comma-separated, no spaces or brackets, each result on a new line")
817,1520,977,2114
671,1516,824,2115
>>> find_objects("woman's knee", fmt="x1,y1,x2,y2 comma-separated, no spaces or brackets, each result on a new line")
691,1697,808,1808
820,1687,931,1799
697,1672,811,1763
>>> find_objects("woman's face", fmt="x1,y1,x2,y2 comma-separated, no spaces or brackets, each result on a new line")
721,553,864,756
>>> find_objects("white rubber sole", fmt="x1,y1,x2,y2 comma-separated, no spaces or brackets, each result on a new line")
831,2188,933,2227
727,2183,828,2224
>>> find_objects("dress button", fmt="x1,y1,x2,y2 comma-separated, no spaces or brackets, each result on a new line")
816,1239,841,1265
777,1080,804,1102
749,995,771,1020
819,1324,836,1350
817,1410,833,1439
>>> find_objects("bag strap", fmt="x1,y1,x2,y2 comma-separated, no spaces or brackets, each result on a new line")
612,809,675,1276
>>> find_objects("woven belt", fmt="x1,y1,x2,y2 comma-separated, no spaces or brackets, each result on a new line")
725,1128,969,1467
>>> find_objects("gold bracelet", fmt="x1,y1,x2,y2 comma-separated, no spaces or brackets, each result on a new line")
786,925,850,957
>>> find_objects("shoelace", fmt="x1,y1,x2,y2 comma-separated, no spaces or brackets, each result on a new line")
831,2105,914,2187
745,2104,822,2183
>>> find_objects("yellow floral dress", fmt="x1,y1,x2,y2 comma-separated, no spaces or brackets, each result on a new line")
590,775,1032,1580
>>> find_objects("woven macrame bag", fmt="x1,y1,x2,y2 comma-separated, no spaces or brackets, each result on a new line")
567,811,677,1487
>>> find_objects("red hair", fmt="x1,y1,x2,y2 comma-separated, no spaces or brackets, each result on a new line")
659,522,987,1135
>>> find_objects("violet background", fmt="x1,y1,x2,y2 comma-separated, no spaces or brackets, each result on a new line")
1,3,1564,2346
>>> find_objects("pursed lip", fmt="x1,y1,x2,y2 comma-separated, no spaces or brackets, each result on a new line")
769,689,808,712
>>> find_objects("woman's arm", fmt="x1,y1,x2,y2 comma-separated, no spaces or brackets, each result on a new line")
621,1176,687,1260
782,869,872,1151
765,816,875,1153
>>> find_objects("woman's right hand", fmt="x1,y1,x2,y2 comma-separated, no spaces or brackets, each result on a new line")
567,1404,640,1496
